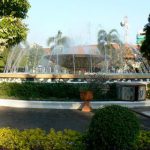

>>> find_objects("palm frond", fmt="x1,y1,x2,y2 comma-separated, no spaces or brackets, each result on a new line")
98,30,107,43
47,37,54,46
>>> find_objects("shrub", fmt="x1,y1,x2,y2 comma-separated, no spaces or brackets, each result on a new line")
135,130,150,150
0,128,83,150
147,84,150,99
0,82,117,100
0,128,20,150
19,128,46,150
86,105,140,150
45,129,84,150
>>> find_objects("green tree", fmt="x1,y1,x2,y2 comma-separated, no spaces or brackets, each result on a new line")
0,0,30,49
0,0,30,19
0,0,30,71
4,43,44,73
47,30,70,49
27,44,44,71
0,17,28,48
47,31,71,68
97,29,121,55
140,14,150,64
97,29,123,71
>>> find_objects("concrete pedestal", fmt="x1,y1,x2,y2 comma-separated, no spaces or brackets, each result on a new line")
117,82,146,101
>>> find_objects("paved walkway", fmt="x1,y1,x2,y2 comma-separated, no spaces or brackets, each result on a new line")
143,111,150,116
0,99,150,132
132,106,150,117
0,107,93,132
132,107,150,130
0,106,149,132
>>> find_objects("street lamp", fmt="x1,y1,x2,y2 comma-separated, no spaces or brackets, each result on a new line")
120,16,129,44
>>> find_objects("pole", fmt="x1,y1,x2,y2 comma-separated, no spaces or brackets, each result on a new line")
90,49,93,73
104,42,108,73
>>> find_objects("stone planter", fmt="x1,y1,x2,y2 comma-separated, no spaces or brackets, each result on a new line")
80,91,93,101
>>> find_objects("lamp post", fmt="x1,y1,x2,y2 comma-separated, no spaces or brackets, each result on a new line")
120,16,129,44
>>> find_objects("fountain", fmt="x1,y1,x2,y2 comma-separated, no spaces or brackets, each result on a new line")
39,44,102,74
0,28,150,83
0,41,149,83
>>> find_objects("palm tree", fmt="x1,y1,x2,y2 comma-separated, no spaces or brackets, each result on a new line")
97,29,122,72
98,29,121,54
47,31,71,70
97,29,107,55
47,30,70,49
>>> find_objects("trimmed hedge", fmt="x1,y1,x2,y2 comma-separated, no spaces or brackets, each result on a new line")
0,82,149,100
0,82,117,100
86,105,140,150
147,84,150,99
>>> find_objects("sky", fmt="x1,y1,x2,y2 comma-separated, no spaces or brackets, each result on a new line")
25,0,150,47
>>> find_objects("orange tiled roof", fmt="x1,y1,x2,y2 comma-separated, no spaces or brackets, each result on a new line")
43,48,50,54
44,44,137,59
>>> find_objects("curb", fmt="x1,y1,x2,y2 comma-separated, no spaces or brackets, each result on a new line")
131,109,150,119
0,99,150,109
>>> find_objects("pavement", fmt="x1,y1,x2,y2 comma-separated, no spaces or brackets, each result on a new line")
132,106,150,117
0,107,92,132
143,111,150,116
131,107,150,130
0,107,150,132
0,99,149,132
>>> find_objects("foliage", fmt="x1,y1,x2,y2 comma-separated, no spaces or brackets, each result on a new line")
140,14,150,64
45,129,84,150
0,17,28,48
0,47,8,72
79,74,110,100
0,128,149,150
86,105,140,150
0,82,80,100
147,83,150,99
0,128,83,150
0,82,116,100
3,42,44,73
0,0,30,19
47,30,70,49
20,128,47,150
97,29,121,53
134,130,150,150
0,128,21,150
27,44,45,70
97,29,123,71
0,0,30,71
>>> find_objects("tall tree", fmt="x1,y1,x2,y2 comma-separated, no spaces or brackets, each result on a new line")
27,44,44,71
0,0,30,71
0,0,30,19
0,0,30,50
98,29,121,54
4,43,44,73
47,30,70,49
0,17,28,49
140,14,150,64
97,29,122,71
